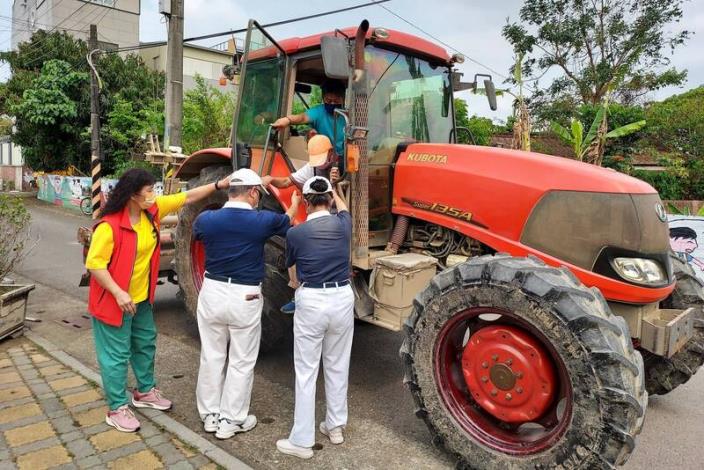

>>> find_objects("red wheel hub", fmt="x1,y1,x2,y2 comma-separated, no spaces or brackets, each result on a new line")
191,239,206,291
462,325,556,423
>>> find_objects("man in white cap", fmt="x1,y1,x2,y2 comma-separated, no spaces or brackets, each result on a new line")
276,176,354,459
193,168,300,439
262,134,341,314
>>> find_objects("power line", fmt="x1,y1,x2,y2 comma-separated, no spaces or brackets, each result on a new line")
182,0,390,43
375,3,507,80
374,3,535,94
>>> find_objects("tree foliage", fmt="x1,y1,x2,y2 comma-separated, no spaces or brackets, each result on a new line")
0,31,164,175
551,106,645,162
643,86,704,157
454,98,498,146
182,75,237,154
10,60,89,171
0,195,32,281
503,0,690,125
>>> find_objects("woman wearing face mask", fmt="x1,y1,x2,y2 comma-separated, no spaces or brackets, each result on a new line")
271,79,346,157
85,168,230,433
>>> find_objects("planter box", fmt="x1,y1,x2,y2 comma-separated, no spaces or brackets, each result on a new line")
0,284,35,341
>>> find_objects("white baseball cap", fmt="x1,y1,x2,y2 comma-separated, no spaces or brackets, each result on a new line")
302,176,333,195
229,168,270,194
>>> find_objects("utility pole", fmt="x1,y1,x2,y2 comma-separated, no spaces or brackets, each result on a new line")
164,0,184,151
88,24,102,219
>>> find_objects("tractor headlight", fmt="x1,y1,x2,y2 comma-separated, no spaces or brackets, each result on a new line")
611,257,666,285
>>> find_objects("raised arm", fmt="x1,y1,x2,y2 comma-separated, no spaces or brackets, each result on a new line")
272,113,310,129
332,184,348,213
262,174,294,189
184,174,231,205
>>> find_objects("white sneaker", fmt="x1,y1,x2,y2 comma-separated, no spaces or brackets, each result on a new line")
215,415,257,439
203,413,219,433
276,439,314,459
319,422,344,444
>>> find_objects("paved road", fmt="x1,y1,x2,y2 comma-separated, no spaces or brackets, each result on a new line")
16,198,704,469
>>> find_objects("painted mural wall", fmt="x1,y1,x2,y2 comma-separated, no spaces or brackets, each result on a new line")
668,216,704,282
36,175,163,212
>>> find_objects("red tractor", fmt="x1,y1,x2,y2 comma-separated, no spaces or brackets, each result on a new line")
149,20,702,469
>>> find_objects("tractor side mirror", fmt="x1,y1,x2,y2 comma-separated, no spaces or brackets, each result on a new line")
321,36,350,79
484,79,497,111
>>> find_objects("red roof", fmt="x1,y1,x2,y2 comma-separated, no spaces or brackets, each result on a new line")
250,27,451,64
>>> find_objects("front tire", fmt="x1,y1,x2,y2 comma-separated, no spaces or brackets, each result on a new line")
401,255,646,469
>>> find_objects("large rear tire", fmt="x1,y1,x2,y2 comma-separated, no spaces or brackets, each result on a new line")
401,254,646,469
640,253,704,395
174,165,231,318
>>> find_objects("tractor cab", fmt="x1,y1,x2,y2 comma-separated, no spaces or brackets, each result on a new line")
228,20,495,260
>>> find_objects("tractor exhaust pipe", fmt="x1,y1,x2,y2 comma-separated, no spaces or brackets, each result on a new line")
353,20,369,83
350,20,370,267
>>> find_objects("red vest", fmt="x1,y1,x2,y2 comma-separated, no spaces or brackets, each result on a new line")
87,204,161,326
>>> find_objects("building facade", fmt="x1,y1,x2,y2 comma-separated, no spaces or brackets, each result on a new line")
11,0,139,50
0,137,26,191
139,42,238,92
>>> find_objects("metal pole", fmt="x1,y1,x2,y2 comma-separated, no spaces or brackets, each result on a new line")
88,25,102,220
164,0,184,151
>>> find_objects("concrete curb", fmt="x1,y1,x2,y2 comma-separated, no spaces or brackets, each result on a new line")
25,330,253,470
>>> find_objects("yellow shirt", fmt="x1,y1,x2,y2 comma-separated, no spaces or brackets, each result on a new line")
85,192,187,303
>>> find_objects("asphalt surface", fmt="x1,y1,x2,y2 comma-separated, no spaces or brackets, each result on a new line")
14,197,704,469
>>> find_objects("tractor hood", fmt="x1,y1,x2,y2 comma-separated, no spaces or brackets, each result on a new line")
392,143,658,242
392,142,672,300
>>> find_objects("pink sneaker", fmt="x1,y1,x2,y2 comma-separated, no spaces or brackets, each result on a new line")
131,387,172,411
106,405,140,432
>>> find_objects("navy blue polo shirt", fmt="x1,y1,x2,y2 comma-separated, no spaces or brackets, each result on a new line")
193,202,291,284
285,210,352,283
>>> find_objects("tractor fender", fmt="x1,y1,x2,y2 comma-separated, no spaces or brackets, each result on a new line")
173,148,232,182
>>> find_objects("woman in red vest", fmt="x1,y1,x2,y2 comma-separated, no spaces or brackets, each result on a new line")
85,168,230,432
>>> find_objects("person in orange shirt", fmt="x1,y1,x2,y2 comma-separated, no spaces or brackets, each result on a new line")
85,168,230,432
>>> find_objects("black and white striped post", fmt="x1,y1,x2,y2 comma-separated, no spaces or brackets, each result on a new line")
88,25,102,219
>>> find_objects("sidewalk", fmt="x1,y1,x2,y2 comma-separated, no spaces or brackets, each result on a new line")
0,336,230,470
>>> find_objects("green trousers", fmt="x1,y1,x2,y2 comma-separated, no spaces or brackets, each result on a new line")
92,301,157,410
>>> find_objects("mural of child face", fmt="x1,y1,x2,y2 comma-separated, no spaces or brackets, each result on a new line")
670,236,698,254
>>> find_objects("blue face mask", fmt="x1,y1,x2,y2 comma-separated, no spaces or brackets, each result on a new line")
324,103,341,114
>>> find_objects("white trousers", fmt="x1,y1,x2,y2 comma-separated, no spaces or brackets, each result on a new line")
289,284,355,448
196,277,262,423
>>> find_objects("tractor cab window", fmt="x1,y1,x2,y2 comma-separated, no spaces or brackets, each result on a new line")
366,46,453,164
234,58,285,147
364,46,453,245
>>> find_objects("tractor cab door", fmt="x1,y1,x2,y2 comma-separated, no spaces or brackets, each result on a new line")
230,20,288,172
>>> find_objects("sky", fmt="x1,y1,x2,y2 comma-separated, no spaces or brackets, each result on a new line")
1,0,702,121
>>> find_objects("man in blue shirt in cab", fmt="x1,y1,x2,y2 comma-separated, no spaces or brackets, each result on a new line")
276,176,354,459
271,79,347,157
193,168,300,439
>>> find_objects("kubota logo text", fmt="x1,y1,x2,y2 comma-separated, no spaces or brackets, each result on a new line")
406,153,448,164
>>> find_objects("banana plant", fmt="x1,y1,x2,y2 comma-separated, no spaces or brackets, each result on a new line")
551,106,646,162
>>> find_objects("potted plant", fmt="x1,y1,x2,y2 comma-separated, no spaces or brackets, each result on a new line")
0,194,35,340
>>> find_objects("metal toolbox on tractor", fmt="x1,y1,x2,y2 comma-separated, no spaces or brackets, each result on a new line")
369,253,437,331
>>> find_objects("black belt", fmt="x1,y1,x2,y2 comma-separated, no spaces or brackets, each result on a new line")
204,272,260,286
300,280,350,289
